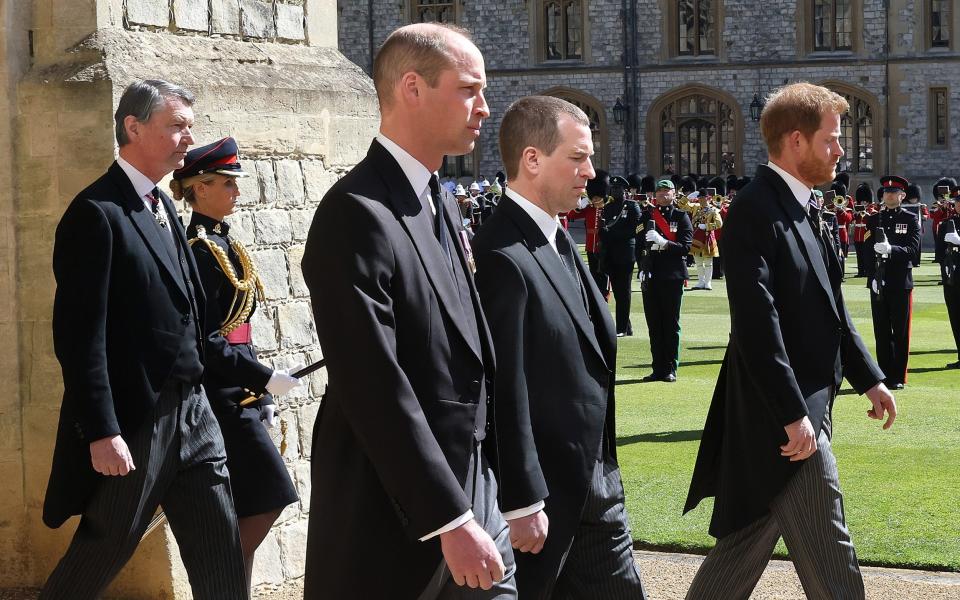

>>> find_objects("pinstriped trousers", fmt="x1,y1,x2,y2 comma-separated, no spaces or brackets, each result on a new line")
551,460,648,600
686,419,864,600
40,383,247,600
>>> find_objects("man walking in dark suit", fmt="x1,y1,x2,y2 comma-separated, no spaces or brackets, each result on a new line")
41,80,247,599
472,95,648,600
864,175,921,390
684,83,897,600
301,23,516,600
638,179,693,383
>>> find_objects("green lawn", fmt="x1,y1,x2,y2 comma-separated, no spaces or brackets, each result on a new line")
607,258,960,571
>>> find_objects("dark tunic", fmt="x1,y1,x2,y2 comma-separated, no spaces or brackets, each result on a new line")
187,211,297,517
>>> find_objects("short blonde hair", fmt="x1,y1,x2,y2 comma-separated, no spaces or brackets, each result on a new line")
169,172,218,203
498,96,590,180
760,83,849,157
372,23,472,110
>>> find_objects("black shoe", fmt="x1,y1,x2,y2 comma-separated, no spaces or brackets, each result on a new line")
661,373,677,383
885,381,904,390
948,361,960,369
641,373,662,382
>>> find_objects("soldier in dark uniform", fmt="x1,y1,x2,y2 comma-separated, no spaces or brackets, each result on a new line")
937,191,960,368
600,175,641,336
171,137,300,592
637,179,693,382
865,175,921,390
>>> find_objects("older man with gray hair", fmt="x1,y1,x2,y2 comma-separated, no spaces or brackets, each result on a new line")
40,79,247,599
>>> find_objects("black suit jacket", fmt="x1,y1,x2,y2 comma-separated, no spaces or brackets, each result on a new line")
638,205,693,280
684,165,883,538
472,197,618,598
865,208,921,290
300,140,498,599
44,162,206,528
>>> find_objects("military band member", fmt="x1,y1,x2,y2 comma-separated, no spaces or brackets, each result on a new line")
709,176,729,280
569,169,610,300
852,183,874,277
172,137,301,592
601,175,641,336
830,182,853,279
689,189,723,290
938,191,960,368
638,179,693,382
932,178,956,264
865,175,921,390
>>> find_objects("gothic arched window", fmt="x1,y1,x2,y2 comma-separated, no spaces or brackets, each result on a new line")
827,87,875,173
658,93,737,177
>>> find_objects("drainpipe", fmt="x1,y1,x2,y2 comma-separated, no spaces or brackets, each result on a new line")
367,0,375,73
883,0,891,174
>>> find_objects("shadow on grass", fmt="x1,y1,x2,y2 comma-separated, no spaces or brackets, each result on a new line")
909,365,957,374
617,430,702,445
686,345,727,351
910,348,956,356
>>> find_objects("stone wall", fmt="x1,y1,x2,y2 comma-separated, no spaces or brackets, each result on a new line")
4,0,378,597
340,0,960,192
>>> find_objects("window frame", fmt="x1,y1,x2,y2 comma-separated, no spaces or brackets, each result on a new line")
930,87,950,149
409,0,460,24
439,146,481,181
927,0,954,50
676,0,718,57
532,0,590,64
812,0,853,52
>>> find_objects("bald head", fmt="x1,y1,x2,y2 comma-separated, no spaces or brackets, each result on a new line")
373,23,473,111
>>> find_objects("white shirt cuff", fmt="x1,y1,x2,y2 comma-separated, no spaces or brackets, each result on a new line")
418,510,474,542
502,500,546,521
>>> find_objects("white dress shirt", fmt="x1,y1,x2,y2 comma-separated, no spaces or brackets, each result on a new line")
503,186,562,256
766,161,815,210
116,155,176,245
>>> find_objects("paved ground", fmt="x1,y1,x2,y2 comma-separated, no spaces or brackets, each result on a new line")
6,550,957,598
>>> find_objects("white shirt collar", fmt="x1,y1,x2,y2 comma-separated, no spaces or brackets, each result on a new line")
766,161,815,209
504,187,561,251
116,155,159,199
375,133,434,202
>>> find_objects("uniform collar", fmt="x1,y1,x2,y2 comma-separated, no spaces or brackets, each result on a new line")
189,211,229,236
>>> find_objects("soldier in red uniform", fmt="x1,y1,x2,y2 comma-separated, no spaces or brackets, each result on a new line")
932,178,956,264
569,169,610,300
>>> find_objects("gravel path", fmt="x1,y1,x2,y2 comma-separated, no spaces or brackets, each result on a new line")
4,551,957,599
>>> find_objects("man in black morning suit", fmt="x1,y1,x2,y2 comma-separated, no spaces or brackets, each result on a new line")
684,83,897,600
864,175,921,390
472,96,648,600
41,80,246,599
637,178,693,383
301,24,516,599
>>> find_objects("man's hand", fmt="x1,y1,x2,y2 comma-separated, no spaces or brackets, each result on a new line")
865,382,897,429
780,415,817,461
507,510,549,554
874,240,892,256
90,435,135,476
645,230,667,247
439,519,505,590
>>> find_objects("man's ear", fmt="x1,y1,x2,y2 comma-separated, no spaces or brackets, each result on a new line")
398,72,422,106
520,146,539,176
124,115,140,141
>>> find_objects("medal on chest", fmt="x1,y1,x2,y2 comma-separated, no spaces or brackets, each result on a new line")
457,229,476,274
669,222,678,233
895,223,908,235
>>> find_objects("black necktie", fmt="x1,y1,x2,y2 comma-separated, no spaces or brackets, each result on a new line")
428,175,454,270
555,227,590,313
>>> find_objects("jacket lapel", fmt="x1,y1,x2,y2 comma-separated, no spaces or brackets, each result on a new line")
759,165,839,320
499,198,607,368
108,162,188,300
572,233,616,368
368,142,482,361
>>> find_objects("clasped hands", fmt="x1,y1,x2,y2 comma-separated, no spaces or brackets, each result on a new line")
645,229,667,250
779,382,897,462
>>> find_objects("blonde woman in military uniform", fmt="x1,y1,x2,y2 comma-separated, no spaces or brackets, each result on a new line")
171,137,300,592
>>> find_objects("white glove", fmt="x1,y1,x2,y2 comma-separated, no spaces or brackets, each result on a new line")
645,230,667,247
873,240,892,256
698,223,708,230
266,364,305,396
871,278,880,294
576,196,590,210
946,231,960,246
638,271,646,283
261,403,277,428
